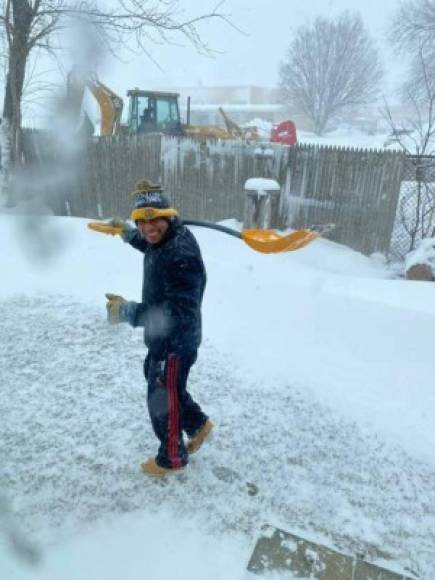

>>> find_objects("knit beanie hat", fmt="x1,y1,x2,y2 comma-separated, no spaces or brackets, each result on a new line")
130,178,178,222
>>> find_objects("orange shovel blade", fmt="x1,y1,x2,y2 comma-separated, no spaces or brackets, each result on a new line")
241,229,319,253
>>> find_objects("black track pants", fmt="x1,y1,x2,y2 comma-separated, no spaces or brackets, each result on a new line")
144,351,208,468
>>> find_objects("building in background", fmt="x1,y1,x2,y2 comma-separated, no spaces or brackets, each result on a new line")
165,85,300,127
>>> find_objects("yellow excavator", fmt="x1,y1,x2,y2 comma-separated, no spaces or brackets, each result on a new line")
68,75,295,145
68,74,253,140
121,87,238,140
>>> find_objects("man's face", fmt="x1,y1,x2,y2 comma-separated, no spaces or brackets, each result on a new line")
137,217,169,245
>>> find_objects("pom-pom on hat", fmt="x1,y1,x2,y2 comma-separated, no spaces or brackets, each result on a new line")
130,178,178,221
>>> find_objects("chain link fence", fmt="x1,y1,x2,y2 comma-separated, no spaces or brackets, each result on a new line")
389,155,435,260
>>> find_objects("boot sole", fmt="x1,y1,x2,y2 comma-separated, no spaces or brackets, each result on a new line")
140,464,187,477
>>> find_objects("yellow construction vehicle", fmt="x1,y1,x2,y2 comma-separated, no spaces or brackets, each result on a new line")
69,75,294,144
70,76,246,140
127,89,259,140
126,88,233,140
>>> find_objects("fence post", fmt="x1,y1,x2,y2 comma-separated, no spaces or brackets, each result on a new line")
243,178,280,228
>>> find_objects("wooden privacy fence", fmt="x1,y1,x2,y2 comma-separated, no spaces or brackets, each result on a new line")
22,131,406,256
282,145,405,255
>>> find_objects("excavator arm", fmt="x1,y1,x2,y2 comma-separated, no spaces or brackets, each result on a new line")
64,71,124,137
218,106,243,138
85,78,124,136
218,107,259,140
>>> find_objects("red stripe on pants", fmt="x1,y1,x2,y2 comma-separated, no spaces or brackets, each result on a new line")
166,355,182,469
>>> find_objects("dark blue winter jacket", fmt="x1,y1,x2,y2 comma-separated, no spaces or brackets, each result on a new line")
124,219,206,358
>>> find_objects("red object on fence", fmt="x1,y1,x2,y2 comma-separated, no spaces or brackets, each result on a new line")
270,120,297,146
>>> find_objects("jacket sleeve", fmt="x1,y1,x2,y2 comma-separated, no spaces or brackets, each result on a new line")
124,301,147,328
120,301,140,326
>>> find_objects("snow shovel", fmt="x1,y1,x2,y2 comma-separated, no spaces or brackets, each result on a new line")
87,219,334,254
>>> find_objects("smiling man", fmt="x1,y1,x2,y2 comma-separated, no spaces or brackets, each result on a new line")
105,178,213,476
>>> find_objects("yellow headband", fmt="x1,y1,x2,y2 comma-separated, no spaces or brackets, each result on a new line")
131,207,178,221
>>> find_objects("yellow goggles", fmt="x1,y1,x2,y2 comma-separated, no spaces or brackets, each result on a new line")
131,207,178,222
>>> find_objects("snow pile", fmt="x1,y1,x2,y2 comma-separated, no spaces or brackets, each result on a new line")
244,177,280,194
242,117,272,140
1,214,435,579
405,237,435,273
298,127,395,150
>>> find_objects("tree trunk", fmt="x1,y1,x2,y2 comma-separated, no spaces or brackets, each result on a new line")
1,0,33,206
0,117,13,206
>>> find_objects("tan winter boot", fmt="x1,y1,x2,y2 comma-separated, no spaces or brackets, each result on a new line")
187,420,214,455
140,458,185,477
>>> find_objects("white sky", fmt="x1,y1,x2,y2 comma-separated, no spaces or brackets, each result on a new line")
97,0,402,96
16,0,405,124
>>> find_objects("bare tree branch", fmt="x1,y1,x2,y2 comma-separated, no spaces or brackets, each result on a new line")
384,32,435,251
392,0,435,52
279,12,382,135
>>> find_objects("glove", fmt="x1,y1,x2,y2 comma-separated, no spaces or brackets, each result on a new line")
107,218,137,242
105,293,127,324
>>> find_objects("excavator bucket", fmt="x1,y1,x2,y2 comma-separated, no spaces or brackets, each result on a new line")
241,228,319,253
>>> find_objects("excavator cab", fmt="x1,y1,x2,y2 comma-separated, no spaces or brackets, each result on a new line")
127,90,184,136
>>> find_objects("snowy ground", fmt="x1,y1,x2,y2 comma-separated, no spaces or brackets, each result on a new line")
1,214,435,579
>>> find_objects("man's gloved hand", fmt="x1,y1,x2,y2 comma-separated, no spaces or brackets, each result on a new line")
107,218,137,242
105,293,127,324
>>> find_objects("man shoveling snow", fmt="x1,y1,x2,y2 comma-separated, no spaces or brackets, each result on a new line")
104,178,214,476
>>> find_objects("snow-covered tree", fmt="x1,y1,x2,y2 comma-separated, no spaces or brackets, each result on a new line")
279,12,383,135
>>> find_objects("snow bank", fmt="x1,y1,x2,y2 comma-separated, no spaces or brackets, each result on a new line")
1,511,248,580
405,237,435,272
